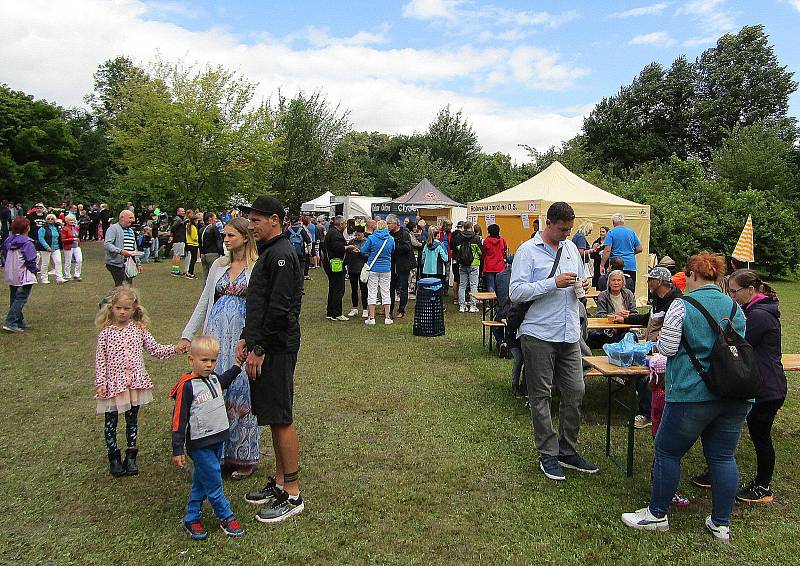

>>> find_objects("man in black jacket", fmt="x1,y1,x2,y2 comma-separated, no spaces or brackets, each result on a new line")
236,196,305,524
170,208,187,276
323,215,349,321
387,213,415,319
199,212,224,283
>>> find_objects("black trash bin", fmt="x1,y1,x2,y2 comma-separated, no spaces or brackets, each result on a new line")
413,277,445,337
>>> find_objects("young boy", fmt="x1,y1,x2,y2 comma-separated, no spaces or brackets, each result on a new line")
170,336,245,540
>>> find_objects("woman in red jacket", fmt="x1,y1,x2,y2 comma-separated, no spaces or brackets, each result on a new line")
481,224,507,292
61,215,83,281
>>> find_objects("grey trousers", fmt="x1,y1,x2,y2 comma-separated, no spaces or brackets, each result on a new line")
201,253,220,284
521,335,585,458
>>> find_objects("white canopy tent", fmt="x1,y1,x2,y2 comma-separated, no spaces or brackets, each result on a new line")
300,191,334,214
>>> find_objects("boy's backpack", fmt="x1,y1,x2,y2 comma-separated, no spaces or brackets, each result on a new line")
457,235,476,266
287,226,305,256
680,296,761,400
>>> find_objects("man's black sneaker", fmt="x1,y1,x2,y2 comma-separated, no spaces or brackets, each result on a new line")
498,341,508,359
244,476,280,506
219,516,245,538
691,470,712,489
255,491,305,524
736,481,774,504
539,455,566,481
558,454,599,474
184,520,208,541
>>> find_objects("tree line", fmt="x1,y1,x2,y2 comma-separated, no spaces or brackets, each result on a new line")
1,24,797,272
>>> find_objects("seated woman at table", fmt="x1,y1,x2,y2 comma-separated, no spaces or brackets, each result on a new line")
690,269,786,505
587,270,637,349
622,252,749,543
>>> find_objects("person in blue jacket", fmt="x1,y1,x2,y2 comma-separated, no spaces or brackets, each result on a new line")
38,213,65,284
622,253,749,543
359,219,395,325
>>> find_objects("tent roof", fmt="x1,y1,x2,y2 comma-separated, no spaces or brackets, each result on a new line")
473,161,641,207
391,179,464,207
301,191,334,208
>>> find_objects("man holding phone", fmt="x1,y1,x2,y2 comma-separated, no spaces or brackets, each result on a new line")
510,202,597,482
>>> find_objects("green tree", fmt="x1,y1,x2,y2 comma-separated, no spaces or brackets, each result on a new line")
711,121,797,200
426,105,481,171
388,147,457,195
87,56,150,124
694,25,797,160
108,60,279,209
0,85,78,203
455,152,515,204
269,91,350,210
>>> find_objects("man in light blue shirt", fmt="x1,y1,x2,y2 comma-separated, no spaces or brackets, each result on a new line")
510,202,598,481
601,213,642,291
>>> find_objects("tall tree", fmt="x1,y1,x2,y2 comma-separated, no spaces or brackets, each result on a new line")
108,60,279,209
694,25,797,160
426,105,481,171
269,90,350,209
388,147,457,196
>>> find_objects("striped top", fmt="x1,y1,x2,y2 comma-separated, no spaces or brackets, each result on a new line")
123,228,136,252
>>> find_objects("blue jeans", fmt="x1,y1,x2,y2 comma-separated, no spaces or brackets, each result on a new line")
650,400,750,525
5,284,32,330
485,272,497,292
185,443,234,523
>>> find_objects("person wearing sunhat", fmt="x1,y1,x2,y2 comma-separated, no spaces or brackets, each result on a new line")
234,196,306,524
609,266,683,429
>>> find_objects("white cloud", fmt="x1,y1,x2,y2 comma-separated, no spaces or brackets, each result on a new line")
678,0,736,45
0,0,591,162
609,3,669,18
402,0,461,20
782,0,800,13
285,24,390,48
143,0,201,19
629,31,676,46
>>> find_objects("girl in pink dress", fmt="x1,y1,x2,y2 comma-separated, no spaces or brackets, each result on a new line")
95,287,184,477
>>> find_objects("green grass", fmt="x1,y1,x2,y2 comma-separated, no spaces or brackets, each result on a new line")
2,242,800,565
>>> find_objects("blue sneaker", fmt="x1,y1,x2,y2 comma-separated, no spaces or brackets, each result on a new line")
558,454,599,474
539,455,566,481
184,520,208,541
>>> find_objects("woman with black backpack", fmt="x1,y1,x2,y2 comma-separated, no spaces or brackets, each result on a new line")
622,253,750,544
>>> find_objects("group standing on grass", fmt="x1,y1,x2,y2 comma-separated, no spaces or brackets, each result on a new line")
2,196,789,546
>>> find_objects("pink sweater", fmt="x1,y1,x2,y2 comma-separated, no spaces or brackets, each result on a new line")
94,322,176,399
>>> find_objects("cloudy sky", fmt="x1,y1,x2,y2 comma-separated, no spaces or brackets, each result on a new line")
3,0,800,161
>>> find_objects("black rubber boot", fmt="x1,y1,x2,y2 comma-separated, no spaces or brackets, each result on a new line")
108,449,126,477
124,448,139,476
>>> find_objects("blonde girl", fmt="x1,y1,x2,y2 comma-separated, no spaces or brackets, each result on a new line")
95,287,184,477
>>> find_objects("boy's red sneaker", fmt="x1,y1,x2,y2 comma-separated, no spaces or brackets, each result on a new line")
184,520,208,541
220,516,245,538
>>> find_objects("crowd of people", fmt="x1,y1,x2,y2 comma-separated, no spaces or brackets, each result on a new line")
1,196,789,545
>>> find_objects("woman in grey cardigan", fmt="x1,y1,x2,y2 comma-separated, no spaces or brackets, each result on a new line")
588,270,637,349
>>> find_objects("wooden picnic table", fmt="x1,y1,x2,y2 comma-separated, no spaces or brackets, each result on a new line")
585,289,600,299
583,356,648,477
783,354,800,371
470,291,497,321
587,318,643,330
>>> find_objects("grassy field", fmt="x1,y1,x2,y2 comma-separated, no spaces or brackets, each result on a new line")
2,242,799,565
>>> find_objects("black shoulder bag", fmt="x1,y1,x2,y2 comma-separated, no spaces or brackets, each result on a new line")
505,246,564,335
679,295,761,400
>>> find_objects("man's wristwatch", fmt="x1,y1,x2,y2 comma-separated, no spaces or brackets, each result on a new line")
251,344,265,357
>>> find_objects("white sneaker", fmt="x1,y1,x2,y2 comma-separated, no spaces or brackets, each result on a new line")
362,309,369,318
347,308,359,317
459,305,466,313
334,315,350,321
634,415,652,429
705,516,730,543
384,318,394,325
365,318,376,325
621,507,669,532
468,305,479,313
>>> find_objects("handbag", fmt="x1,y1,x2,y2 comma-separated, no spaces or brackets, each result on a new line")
125,256,139,278
360,238,389,284
679,295,761,400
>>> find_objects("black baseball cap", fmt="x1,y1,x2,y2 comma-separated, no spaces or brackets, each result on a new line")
240,196,285,220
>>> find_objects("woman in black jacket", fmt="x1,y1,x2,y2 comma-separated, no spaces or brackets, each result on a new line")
729,270,786,504
345,226,368,319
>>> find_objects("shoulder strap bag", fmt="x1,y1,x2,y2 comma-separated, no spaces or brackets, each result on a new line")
679,295,761,399
360,238,388,284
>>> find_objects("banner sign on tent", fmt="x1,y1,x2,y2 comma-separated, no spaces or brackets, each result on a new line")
371,202,418,215
468,202,520,214
485,214,496,226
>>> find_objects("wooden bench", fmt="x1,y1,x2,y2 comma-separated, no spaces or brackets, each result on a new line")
482,320,506,352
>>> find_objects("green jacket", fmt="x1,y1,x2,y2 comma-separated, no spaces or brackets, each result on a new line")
665,285,746,403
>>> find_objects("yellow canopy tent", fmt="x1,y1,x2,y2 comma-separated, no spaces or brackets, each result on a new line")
467,161,651,304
